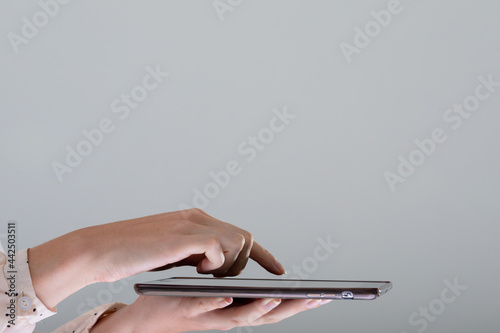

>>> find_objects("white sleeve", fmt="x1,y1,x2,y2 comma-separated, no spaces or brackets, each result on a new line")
0,243,56,332
51,302,127,333
0,243,127,333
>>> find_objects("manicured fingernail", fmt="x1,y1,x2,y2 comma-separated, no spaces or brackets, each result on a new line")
274,260,286,274
306,299,322,308
320,299,332,305
219,297,232,307
265,299,281,310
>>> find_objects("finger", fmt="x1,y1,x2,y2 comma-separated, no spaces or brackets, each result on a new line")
169,234,225,272
250,242,286,275
221,232,253,277
208,298,282,328
179,210,262,276
205,233,246,276
197,236,225,271
250,299,327,326
186,296,234,314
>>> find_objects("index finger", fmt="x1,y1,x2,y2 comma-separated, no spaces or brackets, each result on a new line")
250,241,286,275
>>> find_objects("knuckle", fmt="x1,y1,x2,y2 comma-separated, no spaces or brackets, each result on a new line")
205,235,220,247
188,208,205,217
241,230,254,244
175,210,195,224
234,233,246,248
184,208,216,225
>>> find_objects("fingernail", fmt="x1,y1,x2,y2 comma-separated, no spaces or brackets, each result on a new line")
306,299,322,308
320,299,332,305
274,260,286,274
265,299,281,310
219,297,232,308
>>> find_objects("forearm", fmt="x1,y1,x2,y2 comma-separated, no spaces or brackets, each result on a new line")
28,229,97,309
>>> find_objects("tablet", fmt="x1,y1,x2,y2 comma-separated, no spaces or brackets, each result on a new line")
134,277,392,300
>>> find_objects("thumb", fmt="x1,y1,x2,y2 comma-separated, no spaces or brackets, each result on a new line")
192,297,234,313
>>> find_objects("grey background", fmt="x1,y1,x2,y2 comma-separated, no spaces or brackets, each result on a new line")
1,0,499,332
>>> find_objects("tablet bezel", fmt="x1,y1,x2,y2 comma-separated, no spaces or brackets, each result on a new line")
134,277,393,300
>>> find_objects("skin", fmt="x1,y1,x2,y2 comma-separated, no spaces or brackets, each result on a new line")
28,209,329,332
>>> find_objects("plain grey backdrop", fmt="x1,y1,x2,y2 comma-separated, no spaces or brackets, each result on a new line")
1,0,499,332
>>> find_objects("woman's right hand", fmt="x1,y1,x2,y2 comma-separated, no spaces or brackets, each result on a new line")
84,208,286,283
29,209,286,310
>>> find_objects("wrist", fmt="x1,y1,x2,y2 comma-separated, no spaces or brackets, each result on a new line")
29,229,97,309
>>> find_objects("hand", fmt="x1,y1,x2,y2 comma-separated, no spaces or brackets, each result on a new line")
86,208,286,282
90,295,332,333
29,209,285,309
